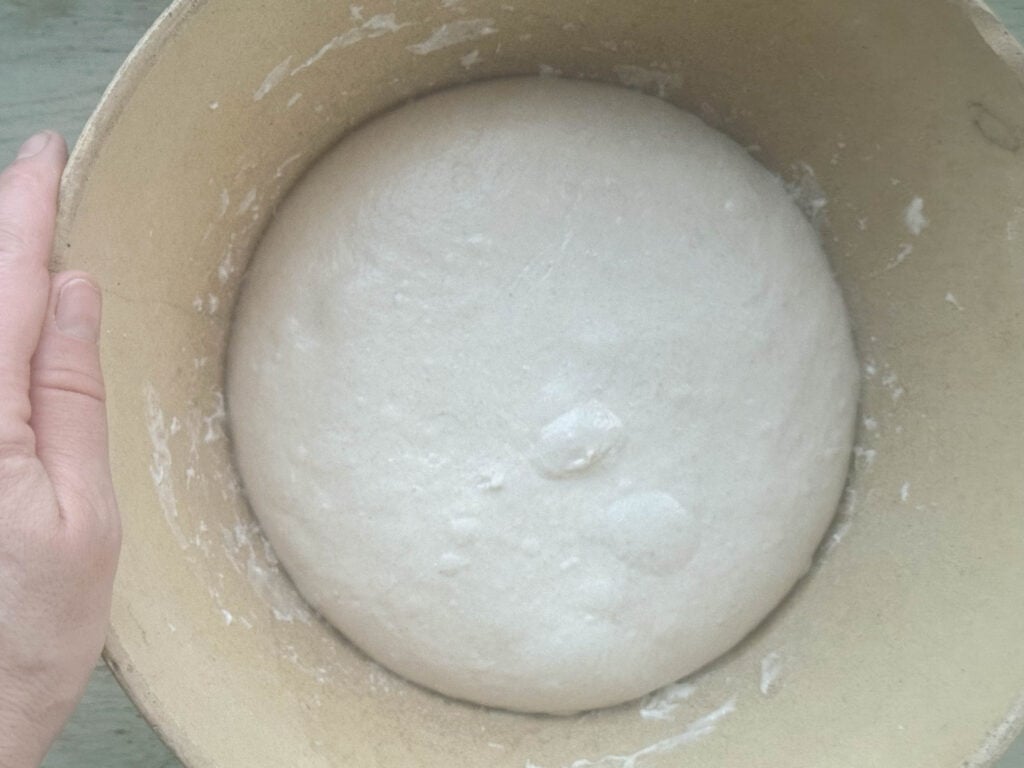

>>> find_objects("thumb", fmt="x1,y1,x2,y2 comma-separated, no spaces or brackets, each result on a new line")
29,271,115,525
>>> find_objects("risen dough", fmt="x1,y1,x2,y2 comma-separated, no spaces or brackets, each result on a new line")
227,77,859,714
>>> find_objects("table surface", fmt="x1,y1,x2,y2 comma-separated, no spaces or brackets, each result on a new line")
1,1,1022,766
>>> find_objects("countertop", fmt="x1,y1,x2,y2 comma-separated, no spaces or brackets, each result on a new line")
0,1,1021,765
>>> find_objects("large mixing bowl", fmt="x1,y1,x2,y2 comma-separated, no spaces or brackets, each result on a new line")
57,1,1024,765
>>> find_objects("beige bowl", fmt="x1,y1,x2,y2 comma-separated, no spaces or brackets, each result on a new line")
58,0,1024,765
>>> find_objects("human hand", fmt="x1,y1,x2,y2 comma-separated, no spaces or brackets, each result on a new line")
0,132,120,768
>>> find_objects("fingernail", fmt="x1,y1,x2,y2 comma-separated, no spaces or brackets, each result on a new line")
56,279,102,342
17,131,52,160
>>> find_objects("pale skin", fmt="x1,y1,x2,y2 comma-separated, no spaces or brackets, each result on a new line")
0,131,120,768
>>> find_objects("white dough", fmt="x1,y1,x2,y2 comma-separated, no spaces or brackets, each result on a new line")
227,78,859,714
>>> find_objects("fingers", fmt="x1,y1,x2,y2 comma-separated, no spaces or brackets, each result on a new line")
29,271,116,527
0,131,68,457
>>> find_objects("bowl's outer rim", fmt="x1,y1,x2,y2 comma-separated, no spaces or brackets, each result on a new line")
969,0,1024,82
56,0,1024,764
57,0,207,754
56,0,201,258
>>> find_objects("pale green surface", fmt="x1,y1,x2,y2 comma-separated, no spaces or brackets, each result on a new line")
0,0,1021,765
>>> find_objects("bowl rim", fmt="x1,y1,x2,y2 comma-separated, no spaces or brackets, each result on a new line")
56,0,203,751
57,0,201,250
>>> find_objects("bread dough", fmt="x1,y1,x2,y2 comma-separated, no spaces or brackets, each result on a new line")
226,77,859,714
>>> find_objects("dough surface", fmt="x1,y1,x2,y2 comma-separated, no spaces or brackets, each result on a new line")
227,77,859,714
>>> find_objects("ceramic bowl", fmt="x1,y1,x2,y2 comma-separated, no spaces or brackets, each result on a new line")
59,1,1024,765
